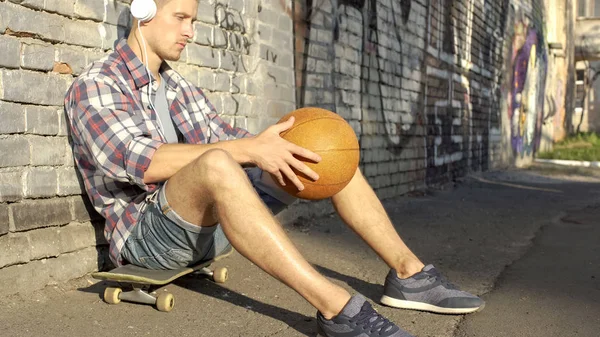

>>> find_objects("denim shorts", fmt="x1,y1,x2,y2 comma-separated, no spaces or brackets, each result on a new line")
121,167,297,270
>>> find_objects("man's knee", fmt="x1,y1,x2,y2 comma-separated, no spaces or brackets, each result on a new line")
192,149,247,189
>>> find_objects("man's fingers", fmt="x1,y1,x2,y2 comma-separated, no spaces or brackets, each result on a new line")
280,164,304,191
271,116,295,134
289,144,322,163
271,170,286,187
287,156,319,181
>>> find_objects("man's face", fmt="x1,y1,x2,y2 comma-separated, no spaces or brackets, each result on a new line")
145,0,198,61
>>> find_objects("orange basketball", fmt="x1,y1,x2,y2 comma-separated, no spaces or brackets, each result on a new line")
272,107,360,200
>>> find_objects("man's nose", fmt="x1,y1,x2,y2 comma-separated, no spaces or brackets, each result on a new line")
184,22,194,39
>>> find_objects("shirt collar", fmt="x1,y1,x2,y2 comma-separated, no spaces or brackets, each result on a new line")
115,39,182,90
159,63,182,91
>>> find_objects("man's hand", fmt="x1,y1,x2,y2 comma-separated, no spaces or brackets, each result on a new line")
248,117,321,191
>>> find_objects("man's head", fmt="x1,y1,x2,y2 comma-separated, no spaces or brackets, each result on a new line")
131,0,198,62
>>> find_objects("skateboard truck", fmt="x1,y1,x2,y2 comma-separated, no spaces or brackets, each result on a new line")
93,248,232,312
101,266,227,312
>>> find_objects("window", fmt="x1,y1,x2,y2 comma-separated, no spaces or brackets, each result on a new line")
575,69,587,110
577,70,586,85
579,0,586,17
579,0,600,18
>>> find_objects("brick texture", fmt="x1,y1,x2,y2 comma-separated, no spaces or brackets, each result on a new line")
0,136,29,168
0,204,9,236
29,136,66,166
0,70,72,106
22,42,55,71
0,35,20,68
24,167,58,198
25,106,60,135
0,0,575,295
70,195,101,222
45,0,75,17
0,101,25,134
0,169,24,202
11,198,72,232
0,247,100,296
0,233,30,268
74,0,105,22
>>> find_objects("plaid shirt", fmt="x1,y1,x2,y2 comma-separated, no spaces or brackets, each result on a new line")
64,39,252,266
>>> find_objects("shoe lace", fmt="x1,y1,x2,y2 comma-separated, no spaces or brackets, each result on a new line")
350,302,397,335
425,268,459,290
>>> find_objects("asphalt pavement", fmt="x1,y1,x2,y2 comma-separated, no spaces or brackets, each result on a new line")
1,166,599,337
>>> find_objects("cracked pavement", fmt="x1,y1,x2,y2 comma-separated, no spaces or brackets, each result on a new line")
1,167,599,337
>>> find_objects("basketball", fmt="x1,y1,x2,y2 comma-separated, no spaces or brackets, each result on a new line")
271,107,360,200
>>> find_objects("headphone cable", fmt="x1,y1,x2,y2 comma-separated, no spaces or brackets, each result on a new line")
138,21,158,113
138,20,168,141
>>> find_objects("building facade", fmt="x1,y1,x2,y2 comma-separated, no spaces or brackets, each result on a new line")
575,0,600,134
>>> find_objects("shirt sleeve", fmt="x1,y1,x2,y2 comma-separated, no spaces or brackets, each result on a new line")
67,77,164,189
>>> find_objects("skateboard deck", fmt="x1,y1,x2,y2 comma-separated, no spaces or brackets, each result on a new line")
93,258,214,285
91,246,233,311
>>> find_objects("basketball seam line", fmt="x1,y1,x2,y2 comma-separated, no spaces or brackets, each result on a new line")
280,115,356,189
303,148,359,152
298,180,350,187
280,116,346,137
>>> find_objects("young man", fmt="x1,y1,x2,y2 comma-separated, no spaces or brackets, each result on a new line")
64,1,484,336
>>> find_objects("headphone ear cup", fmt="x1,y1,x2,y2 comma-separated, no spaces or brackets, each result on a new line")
131,0,157,22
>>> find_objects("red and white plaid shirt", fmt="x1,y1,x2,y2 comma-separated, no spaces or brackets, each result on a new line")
64,39,252,266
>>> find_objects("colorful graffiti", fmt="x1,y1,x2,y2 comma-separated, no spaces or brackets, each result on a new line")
508,15,547,156
282,0,548,184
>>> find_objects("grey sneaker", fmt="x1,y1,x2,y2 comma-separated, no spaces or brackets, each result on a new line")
317,294,414,337
380,265,485,314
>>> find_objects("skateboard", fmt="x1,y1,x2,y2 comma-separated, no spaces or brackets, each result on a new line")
92,246,233,312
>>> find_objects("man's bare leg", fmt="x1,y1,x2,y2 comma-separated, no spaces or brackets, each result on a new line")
165,149,350,319
331,168,425,278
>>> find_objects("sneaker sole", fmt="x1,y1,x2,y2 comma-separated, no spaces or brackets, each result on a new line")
380,295,485,314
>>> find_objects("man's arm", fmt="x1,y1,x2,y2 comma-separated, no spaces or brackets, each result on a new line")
67,77,163,190
69,77,321,191
144,117,322,191
142,138,253,183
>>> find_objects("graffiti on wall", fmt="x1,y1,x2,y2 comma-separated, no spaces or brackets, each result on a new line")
286,0,419,155
213,3,260,117
366,0,418,154
334,0,415,153
215,2,252,54
282,0,539,183
423,0,513,183
507,8,547,156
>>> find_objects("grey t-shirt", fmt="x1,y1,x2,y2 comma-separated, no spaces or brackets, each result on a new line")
154,76,180,144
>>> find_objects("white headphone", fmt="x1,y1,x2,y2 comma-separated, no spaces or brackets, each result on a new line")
131,0,157,22
130,0,160,125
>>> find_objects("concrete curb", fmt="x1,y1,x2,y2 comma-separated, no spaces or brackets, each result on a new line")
535,158,600,168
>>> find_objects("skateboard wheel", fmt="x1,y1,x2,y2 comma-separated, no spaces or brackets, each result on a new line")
104,287,122,304
213,267,228,283
156,292,174,312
